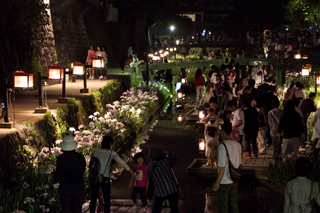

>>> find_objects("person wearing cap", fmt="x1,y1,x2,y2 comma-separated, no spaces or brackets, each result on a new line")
89,136,130,213
53,135,86,213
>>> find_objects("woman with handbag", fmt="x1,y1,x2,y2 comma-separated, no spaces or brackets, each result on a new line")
89,136,130,213
284,157,320,212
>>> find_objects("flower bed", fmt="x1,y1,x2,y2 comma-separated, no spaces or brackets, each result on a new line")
1,82,171,213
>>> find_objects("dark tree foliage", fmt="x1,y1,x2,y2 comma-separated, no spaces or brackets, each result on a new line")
0,0,48,79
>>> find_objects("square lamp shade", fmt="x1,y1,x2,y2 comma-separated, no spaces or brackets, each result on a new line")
294,53,301,59
13,70,34,89
301,66,310,76
317,75,320,85
48,64,64,80
72,62,85,75
181,78,187,84
199,138,205,151
302,55,308,60
92,58,104,68
177,114,183,123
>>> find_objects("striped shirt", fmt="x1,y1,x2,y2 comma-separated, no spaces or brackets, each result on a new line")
146,153,178,197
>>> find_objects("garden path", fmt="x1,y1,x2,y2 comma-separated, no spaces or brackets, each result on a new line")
0,78,120,138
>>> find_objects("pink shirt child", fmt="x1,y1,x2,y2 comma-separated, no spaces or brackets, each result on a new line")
132,164,147,187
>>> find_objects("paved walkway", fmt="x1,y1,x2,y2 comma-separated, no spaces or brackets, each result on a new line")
0,79,111,138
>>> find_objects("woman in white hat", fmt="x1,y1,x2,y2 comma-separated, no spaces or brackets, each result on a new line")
53,135,86,213
89,136,130,213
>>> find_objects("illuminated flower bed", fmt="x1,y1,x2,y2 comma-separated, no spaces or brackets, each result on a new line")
2,82,170,213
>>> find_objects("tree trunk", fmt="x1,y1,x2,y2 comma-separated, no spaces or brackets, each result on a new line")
312,28,317,46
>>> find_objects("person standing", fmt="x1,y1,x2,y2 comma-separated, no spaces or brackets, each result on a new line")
147,149,179,213
128,153,149,212
194,68,205,104
241,99,259,158
203,85,215,105
213,123,241,213
279,100,304,157
300,92,317,147
86,45,96,79
54,135,86,213
312,108,320,159
89,136,131,213
268,98,283,160
226,100,244,144
284,157,320,212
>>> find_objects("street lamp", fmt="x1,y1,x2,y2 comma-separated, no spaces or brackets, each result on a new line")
13,70,34,89
92,58,104,68
72,62,89,93
302,55,309,59
48,64,64,80
170,25,175,32
301,66,310,76
198,105,205,121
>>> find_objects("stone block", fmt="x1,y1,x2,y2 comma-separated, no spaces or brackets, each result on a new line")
0,122,14,129
34,107,49,114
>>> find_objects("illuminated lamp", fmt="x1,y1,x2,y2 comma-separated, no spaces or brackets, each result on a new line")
181,78,187,84
164,51,169,56
199,138,205,151
301,66,310,76
302,55,308,59
174,47,177,51
48,64,64,80
294,52,301,59
176,40,180,45
177,89,184,99
177,114,183,123
72,62,85,75
160,53,164,58
198,105,205,120
316,75,320,85
92,58,104,68
13,70,34,89
170,48,173,52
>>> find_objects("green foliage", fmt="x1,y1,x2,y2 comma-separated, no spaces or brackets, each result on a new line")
91,90,103,113
286,0,320,30
23,121,33,127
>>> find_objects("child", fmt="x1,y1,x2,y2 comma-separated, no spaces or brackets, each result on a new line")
128,153,149,212
207,128,219,168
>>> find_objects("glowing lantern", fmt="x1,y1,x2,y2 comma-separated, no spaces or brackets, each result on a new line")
176,40,180,45
92,58,104,68
302,55,309,59
317,75,320,85
177,114,183,123
301,66,310,76
170,48,173,52
199,138,205,151
294,52,301,59
160,53,164,58
181,78,187,84
177,89,183,99
13,70,34,89
72,62,85,75
198,106,205,120
48,64,64,80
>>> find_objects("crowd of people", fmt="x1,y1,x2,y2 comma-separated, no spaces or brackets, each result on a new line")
193,62,320,212
86,45,108,80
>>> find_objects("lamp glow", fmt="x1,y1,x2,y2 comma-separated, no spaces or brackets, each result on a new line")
177,90,183,99
177,115,183,123
170,48,173,52
302,55,308,59
317,75,320,85
294,52,301,59
72,62,85,75
176,40,179,45
92,58,104,68
48,64,64,80
170,25,175,32
13,70,34,89
199,111,205,120
301,66,310,76
199,138,205,151
181,78,187,84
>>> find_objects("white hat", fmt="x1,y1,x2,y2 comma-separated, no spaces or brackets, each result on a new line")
60,135,77,151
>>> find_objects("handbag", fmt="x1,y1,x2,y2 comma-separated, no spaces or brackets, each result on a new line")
146,161,158,200
89,150,112,184
222,143,241,182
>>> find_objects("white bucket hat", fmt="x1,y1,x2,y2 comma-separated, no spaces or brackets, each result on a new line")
60,135,77,151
